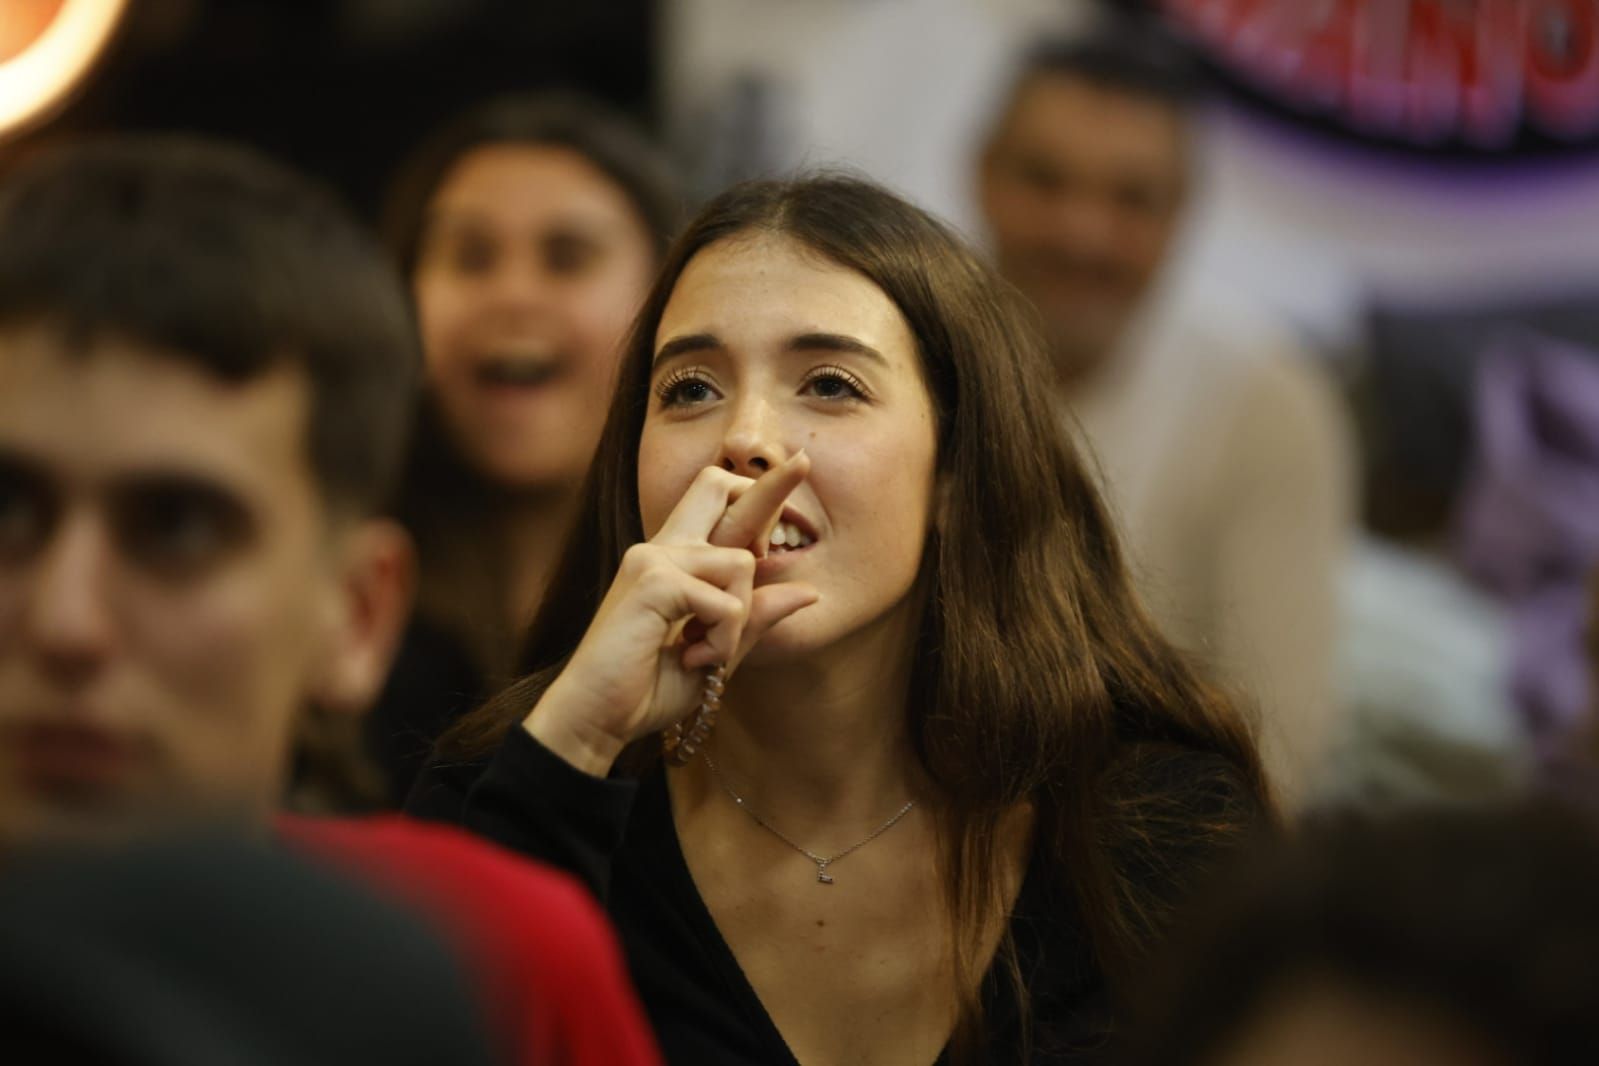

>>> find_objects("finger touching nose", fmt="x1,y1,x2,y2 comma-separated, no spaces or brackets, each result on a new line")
712,450,809,553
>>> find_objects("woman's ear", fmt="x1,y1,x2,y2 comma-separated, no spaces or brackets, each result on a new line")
309,519,417,717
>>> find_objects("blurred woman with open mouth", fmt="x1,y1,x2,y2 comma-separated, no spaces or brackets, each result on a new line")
368,93,681,803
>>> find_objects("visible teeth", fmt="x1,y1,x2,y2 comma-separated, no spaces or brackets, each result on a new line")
768,522,812,551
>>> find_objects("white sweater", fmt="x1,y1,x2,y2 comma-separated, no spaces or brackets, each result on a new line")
1065,308,1355,810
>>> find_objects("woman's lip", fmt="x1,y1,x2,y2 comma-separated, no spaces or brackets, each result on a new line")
14,721,138,791
755,540,816,580
470,375,566,398
778,505,820,543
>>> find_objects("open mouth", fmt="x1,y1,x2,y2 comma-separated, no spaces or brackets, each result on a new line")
473,352,565,389
765,506,819,554
15,720,138,793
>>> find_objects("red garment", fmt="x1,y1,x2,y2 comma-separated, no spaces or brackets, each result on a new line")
279,814,662,1066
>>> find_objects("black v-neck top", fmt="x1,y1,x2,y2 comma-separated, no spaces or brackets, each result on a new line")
409,728,1250,1064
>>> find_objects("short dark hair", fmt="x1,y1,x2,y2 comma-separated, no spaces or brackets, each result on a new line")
382,90,683,278
0,135,419,515
1132,804,1599,1065
1012,16,1203,113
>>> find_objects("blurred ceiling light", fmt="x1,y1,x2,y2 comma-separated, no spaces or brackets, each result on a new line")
0,0,128,139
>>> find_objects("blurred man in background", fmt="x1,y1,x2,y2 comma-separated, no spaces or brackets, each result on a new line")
977,21,1354,809
0,136,659,1066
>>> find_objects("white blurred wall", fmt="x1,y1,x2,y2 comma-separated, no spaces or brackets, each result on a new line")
660,0,1599,348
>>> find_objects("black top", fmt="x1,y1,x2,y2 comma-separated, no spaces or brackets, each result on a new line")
367,617,486,806
409,729,1250,1064
0,832,496,1066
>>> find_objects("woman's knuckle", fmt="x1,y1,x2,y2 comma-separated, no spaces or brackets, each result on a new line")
621,543,653,572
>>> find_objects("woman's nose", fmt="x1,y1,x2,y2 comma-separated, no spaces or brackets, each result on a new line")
717,397,784,477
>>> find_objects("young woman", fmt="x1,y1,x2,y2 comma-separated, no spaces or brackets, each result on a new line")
368,93,682,801
412,176,1271,1063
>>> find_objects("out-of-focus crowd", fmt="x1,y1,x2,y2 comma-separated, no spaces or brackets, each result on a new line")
0,4,1596,1065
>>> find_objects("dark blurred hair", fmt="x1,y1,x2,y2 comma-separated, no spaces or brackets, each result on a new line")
0,135,418,516
443,173,1270,1058
382,90,683,279
1007,15,1203,114
1132,804,1599,1066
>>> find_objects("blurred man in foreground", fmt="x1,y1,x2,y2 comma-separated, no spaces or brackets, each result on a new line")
1131,804,1599,1066
0,136,659,1065
977,21,1353,808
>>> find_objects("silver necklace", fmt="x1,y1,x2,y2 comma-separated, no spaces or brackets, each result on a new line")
702,750,916,885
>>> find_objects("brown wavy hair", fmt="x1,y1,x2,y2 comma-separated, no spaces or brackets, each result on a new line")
442,174,1272,1057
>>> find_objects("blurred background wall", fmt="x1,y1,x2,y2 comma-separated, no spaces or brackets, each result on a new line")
5,0,655,214
10,0,1599,801
18,0,1599,353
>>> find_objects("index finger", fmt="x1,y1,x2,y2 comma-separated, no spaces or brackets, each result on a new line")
709,450,809,553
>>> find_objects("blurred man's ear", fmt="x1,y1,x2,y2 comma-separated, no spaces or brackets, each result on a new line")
310,519,416,717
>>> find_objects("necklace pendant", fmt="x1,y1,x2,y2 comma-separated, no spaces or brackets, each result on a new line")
816,864,834,885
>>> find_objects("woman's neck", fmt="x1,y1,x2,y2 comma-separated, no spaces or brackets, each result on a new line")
689,605,927,831
496,486,580,631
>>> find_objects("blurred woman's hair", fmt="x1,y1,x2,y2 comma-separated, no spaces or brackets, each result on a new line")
1129,804,1599,1066
382,91,683,277
442,173,1270,1058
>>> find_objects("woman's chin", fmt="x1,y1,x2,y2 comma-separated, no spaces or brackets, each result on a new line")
741,613,830,666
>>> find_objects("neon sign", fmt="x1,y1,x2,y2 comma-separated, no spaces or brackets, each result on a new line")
1162,0,1599,153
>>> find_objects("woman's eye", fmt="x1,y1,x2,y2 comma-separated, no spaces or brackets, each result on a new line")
545,234,599,276
803,370,867,401
446,237,496,276
657,375,719,408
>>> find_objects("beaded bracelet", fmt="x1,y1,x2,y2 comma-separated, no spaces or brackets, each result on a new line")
662,665,726,765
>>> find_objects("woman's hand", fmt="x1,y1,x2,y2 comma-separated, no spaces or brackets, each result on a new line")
524,452,819,776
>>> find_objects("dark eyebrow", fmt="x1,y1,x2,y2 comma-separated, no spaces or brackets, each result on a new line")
0,446,44,477
108,471,251,506
786,333,887,365
653,331,887,368
653,333,723,367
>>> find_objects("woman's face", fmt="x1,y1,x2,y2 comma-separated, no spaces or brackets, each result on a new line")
413,144,656,490
638,234,940,662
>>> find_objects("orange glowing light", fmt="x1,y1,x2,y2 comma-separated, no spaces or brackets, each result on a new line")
0,0,127,138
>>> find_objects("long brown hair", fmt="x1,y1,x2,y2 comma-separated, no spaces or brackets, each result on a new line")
443,175,1272,1056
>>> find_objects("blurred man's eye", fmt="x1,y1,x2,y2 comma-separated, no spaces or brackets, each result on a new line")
1113,179,1169,216
112,483,251,579
1015,156,1068,196
0,461,54,564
